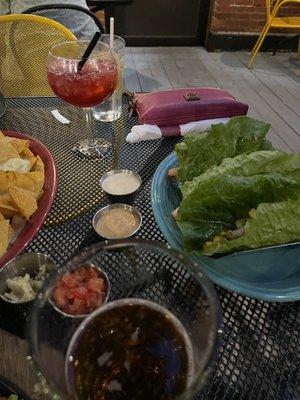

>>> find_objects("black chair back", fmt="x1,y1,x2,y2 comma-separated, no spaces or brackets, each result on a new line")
23,3,105,39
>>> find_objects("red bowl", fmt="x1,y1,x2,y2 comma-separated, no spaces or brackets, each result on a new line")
0,131,57,269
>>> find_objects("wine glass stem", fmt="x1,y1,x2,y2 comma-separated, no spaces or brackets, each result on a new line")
83,107,94,146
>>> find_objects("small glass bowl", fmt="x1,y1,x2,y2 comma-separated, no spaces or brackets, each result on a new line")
27,240,222,399
92,203,142,239
100,169,142,205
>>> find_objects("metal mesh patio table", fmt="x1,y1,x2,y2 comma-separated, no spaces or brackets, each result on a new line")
0,96,299,400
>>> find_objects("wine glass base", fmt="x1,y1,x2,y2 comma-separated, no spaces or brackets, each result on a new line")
72,139,111,158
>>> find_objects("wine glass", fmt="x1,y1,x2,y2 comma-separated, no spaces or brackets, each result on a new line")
47,40,117,157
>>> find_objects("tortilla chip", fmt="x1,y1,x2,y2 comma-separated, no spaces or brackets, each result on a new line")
31,156,44,174
0,171,44,194
19,147,37,171
9,138,29,154
0,194,19,218
9,187,38,220
11,186,43,201
21,147,35,159
27,171,44,191
26,156,37,171
0,174,7,194
0,141,20,164
0,220,10,257
0,132,46,258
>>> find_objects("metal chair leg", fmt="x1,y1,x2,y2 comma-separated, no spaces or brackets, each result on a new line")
247,25,271,68
251,23,268,55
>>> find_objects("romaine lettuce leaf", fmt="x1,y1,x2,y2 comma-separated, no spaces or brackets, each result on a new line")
176,116,272,183
202,197,300,255
186,150,300,189
177,174,300,251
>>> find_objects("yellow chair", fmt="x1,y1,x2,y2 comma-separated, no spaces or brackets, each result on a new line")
247,0,300,68
0,14,76,97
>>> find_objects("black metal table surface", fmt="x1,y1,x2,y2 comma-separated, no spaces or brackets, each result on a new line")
0,96,299,400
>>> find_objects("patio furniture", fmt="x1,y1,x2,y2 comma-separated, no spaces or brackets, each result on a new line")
0,14,76,97
23,3,105,38
247,0,300,68
0,94,299,400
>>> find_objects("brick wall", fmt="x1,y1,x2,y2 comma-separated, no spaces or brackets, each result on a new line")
210,0,300,34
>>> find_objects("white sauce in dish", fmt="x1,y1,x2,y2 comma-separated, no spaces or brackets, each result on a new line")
96,208,139,238
101,173,140,195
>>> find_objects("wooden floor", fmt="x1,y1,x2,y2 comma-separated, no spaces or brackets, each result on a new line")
124,47,300,154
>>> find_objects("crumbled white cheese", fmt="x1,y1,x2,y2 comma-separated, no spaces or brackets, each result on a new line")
4,264,49,302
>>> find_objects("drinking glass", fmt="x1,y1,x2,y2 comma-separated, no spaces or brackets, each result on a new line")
47,41,117,157
92,35,125,122
27,240,222,400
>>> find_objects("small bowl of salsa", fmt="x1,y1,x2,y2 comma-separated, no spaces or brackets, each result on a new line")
51,264,110,318
100,170,142,205
93,203,142,240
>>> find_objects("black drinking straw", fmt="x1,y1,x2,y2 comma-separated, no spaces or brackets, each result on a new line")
77,31,101,72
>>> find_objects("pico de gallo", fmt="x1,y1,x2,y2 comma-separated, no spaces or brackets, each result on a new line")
52,265,108,316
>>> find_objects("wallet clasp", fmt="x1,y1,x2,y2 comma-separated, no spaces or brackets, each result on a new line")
184,93,200,101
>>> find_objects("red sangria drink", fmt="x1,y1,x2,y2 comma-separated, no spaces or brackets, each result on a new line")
47,41,117,157
47,59,117,108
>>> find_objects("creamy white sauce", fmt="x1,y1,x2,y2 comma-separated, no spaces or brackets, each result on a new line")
96,208,139,238
102,173,140,195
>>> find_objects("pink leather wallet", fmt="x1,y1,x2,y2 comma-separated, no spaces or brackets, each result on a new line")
130,87,248,126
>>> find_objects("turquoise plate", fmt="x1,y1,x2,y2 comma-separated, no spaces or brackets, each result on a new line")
151,153,300,302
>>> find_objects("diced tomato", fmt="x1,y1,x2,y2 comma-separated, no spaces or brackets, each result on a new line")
70,285,88,300
76,266,90,278
53,287,68,308
84,266,99,280
62,273,82,288
86,291,98,308
69,298,87,315
87,277,104,293
65,288,75,300
94,295,103,308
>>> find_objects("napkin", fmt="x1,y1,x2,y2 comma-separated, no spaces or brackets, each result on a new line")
51,109,70,124
126,117,230,143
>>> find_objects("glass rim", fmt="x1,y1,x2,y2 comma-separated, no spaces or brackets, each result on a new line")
48,40,113,61
99,34,126,52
